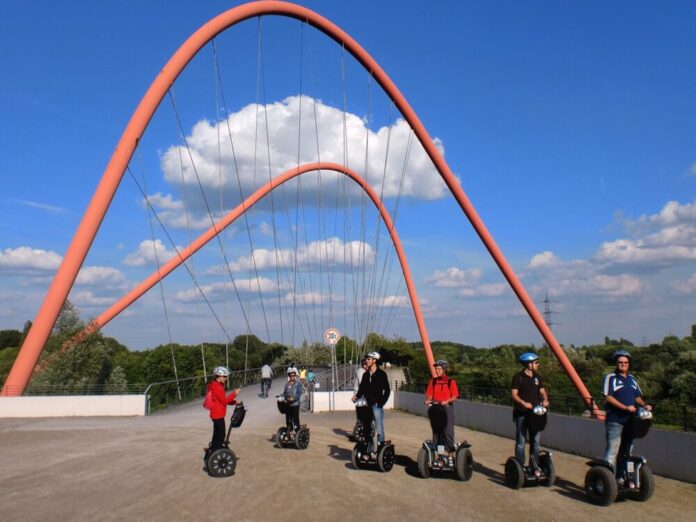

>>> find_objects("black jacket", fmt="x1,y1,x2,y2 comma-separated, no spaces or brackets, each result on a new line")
357,368,391,407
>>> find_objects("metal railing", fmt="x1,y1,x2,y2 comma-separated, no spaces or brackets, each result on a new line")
397,381,696,432
1,382,149,396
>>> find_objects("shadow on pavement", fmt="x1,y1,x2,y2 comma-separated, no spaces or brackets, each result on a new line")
553,477,593,504
332,427,353,440
328,444,352,462
476,462,506,486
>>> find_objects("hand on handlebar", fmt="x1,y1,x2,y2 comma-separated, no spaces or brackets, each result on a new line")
626,405,637,413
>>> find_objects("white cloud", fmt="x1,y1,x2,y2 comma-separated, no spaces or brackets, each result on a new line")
675,273,696,294
144,192,184,211
75,266,127,288
71,290,116,307
529,251,560,268
365,295,410,308
173,277,288,303
123,239,181,267
458,283,508,297
427,267,482,287
159,96,448,214
0,246,62,271
212,237,374,274
281,291,326,306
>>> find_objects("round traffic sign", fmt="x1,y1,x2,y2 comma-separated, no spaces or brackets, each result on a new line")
323,327,341,346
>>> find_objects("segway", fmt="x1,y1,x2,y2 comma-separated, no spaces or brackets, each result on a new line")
350,398,396,472
275,395,310,449
417,402,473,481
203,401,246,478
505,404,555,489
584,408,655,506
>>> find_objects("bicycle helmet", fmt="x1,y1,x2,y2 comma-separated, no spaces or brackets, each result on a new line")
613,349,631,362
518,352,539,364
433,359,449,369
287,367,297,375
213,366,229,377
367,351,381,360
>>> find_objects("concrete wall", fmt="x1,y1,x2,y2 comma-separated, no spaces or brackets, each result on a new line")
0,395,148,417
395,391,696,484
312,390,395,412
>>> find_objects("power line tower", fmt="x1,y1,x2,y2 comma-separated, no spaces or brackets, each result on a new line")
542,291,560,330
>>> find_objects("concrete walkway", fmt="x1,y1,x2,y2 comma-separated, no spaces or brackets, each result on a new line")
1,379,694,521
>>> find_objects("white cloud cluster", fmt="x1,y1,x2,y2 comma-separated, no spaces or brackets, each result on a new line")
154,96,448,228
75,266,127,288
365,295,410,308
427,266,507,297
0,246,62,271
122,239,182,267
173,277,289,303
212,237,374,274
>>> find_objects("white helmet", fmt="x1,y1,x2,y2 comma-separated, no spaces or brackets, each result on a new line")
367,351,381,360
213,366,229,377
287,367,297,375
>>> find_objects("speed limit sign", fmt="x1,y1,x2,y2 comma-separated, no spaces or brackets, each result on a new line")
323,327,341,346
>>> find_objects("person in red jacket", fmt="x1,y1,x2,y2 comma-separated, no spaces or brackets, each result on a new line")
207,366,241,452
424,359,459,464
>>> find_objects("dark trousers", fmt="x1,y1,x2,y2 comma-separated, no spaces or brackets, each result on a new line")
432,404,456,452
286,404,300,431
210,418,226,452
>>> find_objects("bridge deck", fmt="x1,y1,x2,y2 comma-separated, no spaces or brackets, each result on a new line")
1,380,693,521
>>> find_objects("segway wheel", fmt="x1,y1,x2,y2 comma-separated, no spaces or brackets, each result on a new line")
455,447,474,482
351,446,362,470
352,422,365,443
378,444,395,473
584,466,618,506
295,427,310,450
540,453,556,487
275,427,287,448
417,447,430,479
207,448,237,478
635,465,655,502
504,457,524,490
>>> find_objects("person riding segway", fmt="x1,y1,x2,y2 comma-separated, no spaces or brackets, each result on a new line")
351,352,395,472
505,352,555,488
418,359,473,481
275,367,310,449
585,350,655,506
203,366,245,477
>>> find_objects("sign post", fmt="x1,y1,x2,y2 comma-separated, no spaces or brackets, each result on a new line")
323,328,341,411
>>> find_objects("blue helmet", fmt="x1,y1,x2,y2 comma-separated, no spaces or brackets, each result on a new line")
613,349,631,362
518,352,539,365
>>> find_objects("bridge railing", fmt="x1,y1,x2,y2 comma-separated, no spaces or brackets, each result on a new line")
397,381,696,432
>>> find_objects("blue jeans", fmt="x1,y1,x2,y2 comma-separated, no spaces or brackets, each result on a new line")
371,405,385,451
515,414,540,466
604,421,634,476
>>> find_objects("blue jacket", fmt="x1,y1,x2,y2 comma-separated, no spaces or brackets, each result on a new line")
283,380,303,407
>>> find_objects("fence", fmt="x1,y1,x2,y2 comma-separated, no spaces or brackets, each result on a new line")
398,381,696,432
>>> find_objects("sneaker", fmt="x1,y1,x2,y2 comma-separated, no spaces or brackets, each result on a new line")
448,457,454,467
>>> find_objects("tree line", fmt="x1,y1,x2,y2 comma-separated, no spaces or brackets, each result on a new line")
0,302,694,408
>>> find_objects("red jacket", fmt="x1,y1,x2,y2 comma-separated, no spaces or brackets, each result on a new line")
207,380,238,420
425,375,459,403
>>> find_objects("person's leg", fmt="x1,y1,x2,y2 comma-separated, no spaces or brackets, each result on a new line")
603,421,622,470
210,418,226,452
514,415,527,466
529,429,541,466
616,425,634,480
291,405,300,431
372,405,385,444
444,405,456,452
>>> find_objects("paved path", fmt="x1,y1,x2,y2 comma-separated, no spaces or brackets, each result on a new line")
1,380,694,521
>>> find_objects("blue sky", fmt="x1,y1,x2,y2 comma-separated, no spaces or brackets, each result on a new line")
1,0,695,350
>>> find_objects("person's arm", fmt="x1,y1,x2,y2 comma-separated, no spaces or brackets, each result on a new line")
605,394,636,413
539,386,549,408
424,379,434,404
353,371,366,401
380,371,391,406
226,388,240,405
511,388,532,410
444,378,459,405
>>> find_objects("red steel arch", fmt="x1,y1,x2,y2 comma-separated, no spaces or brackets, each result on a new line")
2,1,598,414
61,163,433,368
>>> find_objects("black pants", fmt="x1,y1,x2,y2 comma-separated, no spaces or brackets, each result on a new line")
285,404,300,431
210,418,226,452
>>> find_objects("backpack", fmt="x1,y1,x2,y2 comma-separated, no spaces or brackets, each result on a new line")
203,389,213,410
